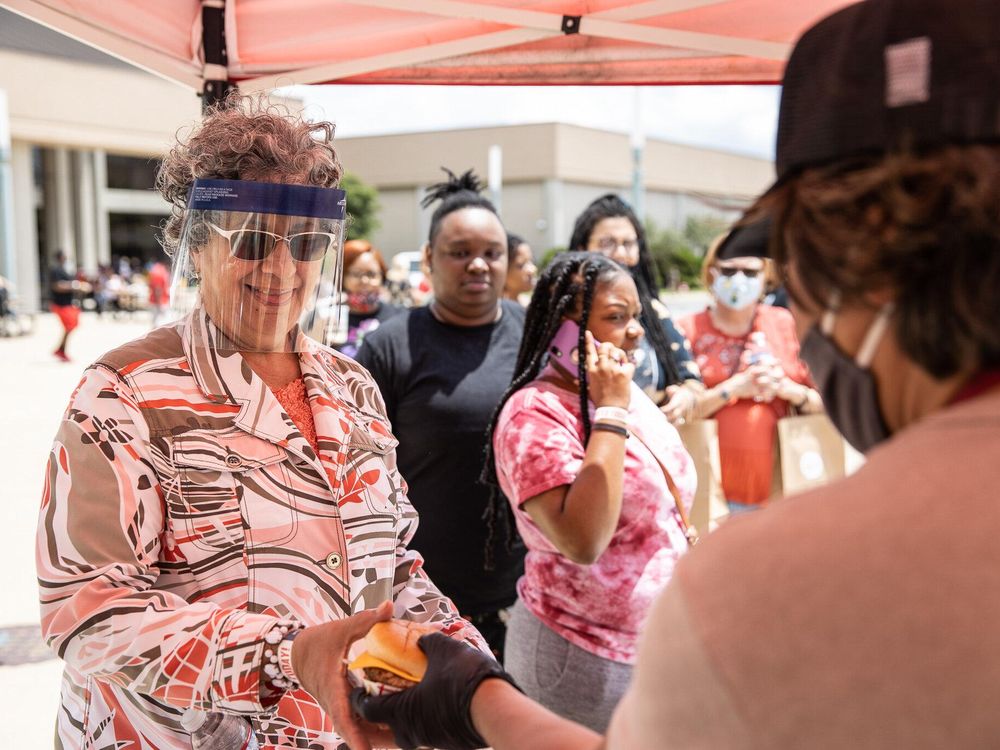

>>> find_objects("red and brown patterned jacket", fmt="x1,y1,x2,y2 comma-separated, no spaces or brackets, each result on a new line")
37,310,484,749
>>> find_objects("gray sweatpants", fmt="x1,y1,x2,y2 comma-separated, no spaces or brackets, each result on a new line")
502,599,633,733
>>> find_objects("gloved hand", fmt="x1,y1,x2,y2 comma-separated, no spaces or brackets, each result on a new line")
350,632,519,750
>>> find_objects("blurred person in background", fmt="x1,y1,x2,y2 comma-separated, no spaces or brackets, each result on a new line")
147,259,171,328
503,232,537,304
354,1,1000,747
569,195,703,425
483,252,695,731
356,168,526,659
336,238,402,358
0,274,10,321
36,96,486,750
49,250,89,362
678,224,822,511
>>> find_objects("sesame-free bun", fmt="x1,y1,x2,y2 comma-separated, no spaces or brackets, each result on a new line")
364,620,436,681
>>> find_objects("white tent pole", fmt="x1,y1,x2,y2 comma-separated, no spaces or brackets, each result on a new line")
343,0,790,60
584,18,789,59
239,27,555,93
597,0,731,21
0,0,202,90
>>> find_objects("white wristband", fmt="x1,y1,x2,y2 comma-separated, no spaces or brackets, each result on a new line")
594,406,629,424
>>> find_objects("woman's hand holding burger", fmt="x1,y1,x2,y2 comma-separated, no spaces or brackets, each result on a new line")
291,601,395,750
351,627,520,750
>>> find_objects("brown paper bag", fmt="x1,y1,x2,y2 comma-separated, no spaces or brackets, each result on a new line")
774,413,847,497
676,419,730,532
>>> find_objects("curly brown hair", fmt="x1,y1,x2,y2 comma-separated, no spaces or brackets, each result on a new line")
756,144,1000,379
156,93,342,256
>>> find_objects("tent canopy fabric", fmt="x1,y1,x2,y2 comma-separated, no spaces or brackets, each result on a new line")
2,0,854,93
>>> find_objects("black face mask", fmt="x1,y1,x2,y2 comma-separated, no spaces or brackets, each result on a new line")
798,301,894,454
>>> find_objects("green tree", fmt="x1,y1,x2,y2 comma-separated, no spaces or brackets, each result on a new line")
683,215,729,255
644,215,730,289
340,171,380,241
645,221,695,289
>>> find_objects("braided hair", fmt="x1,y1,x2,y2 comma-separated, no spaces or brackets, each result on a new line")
421,167,501,245
568,194,683,387
480,251,628,569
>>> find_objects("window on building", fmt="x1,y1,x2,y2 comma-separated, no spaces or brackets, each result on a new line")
106,154,160,191
109,213,167,267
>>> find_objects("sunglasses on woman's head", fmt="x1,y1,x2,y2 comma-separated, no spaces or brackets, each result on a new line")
206,222,336,263
717,267,762,278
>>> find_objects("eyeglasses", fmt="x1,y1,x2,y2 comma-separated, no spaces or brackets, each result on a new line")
346,271,382,282
206,222,337,263
594,237,639,254
718,267,762,278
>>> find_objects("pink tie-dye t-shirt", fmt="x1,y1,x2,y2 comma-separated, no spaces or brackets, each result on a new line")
494,379,695,664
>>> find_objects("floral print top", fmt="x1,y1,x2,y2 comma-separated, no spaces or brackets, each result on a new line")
37,309,484,749
493,380,695,664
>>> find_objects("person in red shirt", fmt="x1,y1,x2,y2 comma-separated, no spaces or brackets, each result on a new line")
677,224,822,510
147,260,170,328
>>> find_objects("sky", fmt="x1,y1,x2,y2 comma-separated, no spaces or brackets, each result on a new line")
289,84,781,160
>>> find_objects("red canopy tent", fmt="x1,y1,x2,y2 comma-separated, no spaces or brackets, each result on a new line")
2,0,854,102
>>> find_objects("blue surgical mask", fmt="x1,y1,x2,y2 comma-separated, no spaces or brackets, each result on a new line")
712,271,764,310
799,294,894,453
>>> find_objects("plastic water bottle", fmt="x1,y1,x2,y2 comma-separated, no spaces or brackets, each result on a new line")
181,709,259,750
744,331,775,367
743,332,777,403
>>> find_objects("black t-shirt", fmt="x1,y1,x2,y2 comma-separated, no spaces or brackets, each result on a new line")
50,266,74,307
355,300,527,615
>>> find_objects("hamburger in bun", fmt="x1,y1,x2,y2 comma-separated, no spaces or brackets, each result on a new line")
348,620,437,694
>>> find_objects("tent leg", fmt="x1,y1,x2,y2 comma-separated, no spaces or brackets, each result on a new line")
201,0,234,110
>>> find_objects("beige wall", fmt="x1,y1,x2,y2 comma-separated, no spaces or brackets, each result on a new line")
552,124,633,188
367,187,424,254
643,138,774,199
337,123,773,198
334,123,559,188
492,182,548,253
644,190,745,233
0,50,200,155
338,123,774,255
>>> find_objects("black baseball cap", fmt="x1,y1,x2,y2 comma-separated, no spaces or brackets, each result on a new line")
721,0,1000,260
715,218,772,261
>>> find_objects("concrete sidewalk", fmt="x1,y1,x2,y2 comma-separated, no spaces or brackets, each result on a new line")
0,311,150,746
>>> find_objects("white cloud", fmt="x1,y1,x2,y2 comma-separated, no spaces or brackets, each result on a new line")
289,84,779,159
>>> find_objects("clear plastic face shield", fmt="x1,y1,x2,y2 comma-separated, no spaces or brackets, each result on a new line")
169,179,348,352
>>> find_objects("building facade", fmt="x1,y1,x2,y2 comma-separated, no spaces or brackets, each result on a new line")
0,9,200,312
333,123,774,257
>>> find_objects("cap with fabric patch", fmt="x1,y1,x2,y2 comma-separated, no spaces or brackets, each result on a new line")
776,0,1000,182
739,0,1000,257
717,218,772,261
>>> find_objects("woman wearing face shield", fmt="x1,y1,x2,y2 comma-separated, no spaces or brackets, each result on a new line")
677,227,821,511
35,96,486,750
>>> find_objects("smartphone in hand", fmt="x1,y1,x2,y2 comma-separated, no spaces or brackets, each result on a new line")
542,319,586,382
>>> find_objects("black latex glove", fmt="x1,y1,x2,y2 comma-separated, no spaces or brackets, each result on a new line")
350,632,520,750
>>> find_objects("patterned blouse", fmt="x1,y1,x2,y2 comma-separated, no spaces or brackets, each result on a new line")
36,309,484,749
493,380,696,664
